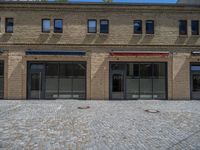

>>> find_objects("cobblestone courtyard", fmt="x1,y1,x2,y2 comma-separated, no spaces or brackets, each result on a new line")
0,100,200,150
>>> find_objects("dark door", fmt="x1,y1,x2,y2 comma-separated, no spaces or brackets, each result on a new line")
111,71,125,100
28,64,45,99
191,73,200,99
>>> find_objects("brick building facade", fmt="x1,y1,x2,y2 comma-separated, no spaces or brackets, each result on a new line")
0,2,200,100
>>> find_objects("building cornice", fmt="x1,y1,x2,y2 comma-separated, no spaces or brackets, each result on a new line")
0,2,200,12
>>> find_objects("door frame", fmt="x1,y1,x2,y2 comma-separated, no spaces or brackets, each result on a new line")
27,62,45,99
190,62,200,100
110,70,125,100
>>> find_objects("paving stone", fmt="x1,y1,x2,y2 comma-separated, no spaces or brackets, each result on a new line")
0,100,199,150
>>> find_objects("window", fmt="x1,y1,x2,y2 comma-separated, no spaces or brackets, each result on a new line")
42,19,50,33
88,19,97,33
134,20,142,34
191,20,199,35
5,18,13,33
100,20,109,33
146,20,154,34
179,20,187,35
54,19,63,33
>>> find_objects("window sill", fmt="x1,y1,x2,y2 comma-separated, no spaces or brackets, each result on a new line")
133,34,143,36
99,33,109,35
178,35,188,38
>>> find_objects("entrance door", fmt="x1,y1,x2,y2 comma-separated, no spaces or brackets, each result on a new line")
111,71,124,100
191,73,200,100
28,64,45,99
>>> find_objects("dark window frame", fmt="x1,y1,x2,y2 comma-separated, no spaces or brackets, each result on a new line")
109,62,168,100
134,20,142,34
42,19,51,33
179,20,187,35
87,19,97,33
146,20,154,34
191,20,199,35
100,19,109,34
54,19,63,33
5,18,14,33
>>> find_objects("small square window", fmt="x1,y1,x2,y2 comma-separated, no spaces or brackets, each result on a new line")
100,20,109,33
179,20,187,35
191,20,199,35
88,19,97,33
5,18,13,33
54,19,63,33
146,20,154,34
42,19,50,33
134,20,142,34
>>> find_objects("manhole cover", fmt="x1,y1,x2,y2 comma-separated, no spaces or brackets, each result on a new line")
77,106,90,109
144,109,160,113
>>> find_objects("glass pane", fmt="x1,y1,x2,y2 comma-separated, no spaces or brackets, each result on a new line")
54,19,63,33
153,79,166,99
100,20,109,33
42,19,50,32
46,63,58,76
73,78,85,93
6,18,13,33
153,63,166,78
0,77,3,98
30,73,41,99
140,64,152,78
0,63,3,76
73,63,86,77
111,64,125,71
134,20,142,34
193,74,200,91
179,20,187,35
191,66,200,71
127,64,139,77
45,77,58,99
59,78,72,99
31,64,44,70
140,79,152,99
45,63,58,99
146,20,154,34
112,74,124,92
88,20,96,33
192,21,199,35
60,63,73,77
126,78,139,99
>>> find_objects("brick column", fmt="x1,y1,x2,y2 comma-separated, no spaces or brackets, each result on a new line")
90,51,109,100
7,51,25,99
172,53,190,100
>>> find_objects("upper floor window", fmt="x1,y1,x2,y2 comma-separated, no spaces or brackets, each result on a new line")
179,20,187,35
191,20,199,35
5,18,13,33
134,20,142,34
54,19,63,33
42,19,50,33
146,20,154,34
88,19,97,33
100,20,109,33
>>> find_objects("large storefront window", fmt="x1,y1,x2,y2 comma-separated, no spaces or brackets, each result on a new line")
110,62,167,100
28,62,86,100
0,61,4,99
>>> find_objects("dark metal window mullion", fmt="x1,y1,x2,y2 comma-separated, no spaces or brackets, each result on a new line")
71,62,74,98
138,63,141,100
57,63,60,99
152,63,154,100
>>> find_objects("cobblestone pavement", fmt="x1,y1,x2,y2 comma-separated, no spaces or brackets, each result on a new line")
0,100,200,150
